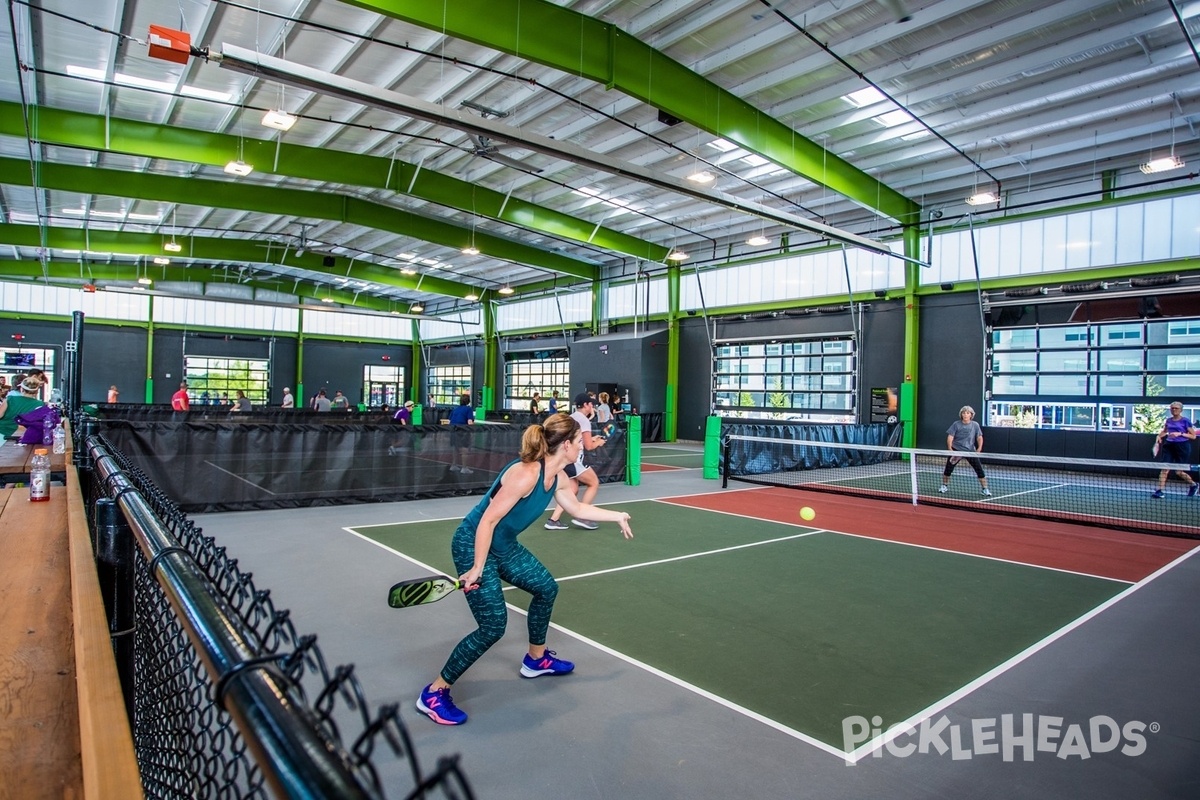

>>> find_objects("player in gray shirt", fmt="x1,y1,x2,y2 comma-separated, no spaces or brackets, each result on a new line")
940,405,991,496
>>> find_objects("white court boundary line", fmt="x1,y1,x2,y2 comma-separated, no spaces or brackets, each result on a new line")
202,460,279,495
345,498,1194,762
344,523,846,759
843,543,1200,764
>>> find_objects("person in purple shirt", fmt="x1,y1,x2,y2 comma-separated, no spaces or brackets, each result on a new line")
1153,401,1197,498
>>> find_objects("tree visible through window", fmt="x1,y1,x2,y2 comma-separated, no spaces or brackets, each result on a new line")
185,357,269,405
712,338,856,422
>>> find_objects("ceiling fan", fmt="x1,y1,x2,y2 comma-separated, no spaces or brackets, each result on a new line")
457,100,542,173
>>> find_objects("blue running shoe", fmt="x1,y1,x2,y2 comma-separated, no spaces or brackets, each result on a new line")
1189,484,1198,497
417,684,467,725
520,650,575,678
1152,489,1165,499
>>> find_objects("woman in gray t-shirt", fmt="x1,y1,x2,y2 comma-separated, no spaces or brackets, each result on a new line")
940,405,991,496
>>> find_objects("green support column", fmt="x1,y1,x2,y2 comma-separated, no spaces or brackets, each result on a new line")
145,297,154,403
295,310,305,410
665,265,681,442
481,300,497,415
901,224,922,448
411,320,423,424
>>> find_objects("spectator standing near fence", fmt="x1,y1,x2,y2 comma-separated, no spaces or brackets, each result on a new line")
544,392,608,530
171,382,190,412
394,400,414,425
281,387,294,408
1153,401,1198,499
108,385,119,403
312,389,332,412
448,394,475,474
939,405,990,497
547,391,560,415
530,392,541,417
331,390,350,411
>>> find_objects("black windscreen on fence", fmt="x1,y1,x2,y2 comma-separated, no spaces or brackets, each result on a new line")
100,419,628,513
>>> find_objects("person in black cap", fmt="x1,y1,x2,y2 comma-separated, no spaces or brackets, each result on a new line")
544,392,608,530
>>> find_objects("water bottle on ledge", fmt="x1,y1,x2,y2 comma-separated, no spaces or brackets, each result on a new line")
42,414,54,446
29,449,50,502
52,423,66,455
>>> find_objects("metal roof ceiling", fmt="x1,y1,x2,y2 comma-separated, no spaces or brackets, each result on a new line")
1,0,1197,317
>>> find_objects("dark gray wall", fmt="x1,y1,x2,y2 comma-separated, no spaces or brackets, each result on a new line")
569,328,670,413
302,339,415,406
915,293,989,449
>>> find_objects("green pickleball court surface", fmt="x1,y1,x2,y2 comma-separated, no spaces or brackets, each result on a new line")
356,501,1124,750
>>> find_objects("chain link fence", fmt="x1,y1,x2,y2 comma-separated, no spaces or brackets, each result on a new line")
78,424,473,800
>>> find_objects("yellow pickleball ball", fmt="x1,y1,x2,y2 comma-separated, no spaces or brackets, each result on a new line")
800,506,816,522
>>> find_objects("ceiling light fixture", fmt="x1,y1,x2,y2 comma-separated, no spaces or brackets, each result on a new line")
686,170,714,184
746,235,770,247
320,296,335,303
138,276,153,285
498,284,514,295
1140,155,1184,174
261,109,297,131
224,159,253,177
465,292,479,302
966,191,997,206
400,267,418,276
164,241,182,253
410,302,424,313
462,245,480,256
152,257,170,266
667,250,689,261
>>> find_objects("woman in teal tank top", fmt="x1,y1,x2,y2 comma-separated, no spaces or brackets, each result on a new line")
417,413,633,726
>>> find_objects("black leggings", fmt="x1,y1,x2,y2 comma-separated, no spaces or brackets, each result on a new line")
943,455,986,479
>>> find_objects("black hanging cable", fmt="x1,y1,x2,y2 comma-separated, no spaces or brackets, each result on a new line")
757,0,1003,202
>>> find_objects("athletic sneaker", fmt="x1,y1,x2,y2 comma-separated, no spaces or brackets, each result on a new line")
460,467,474,475
1152,489,1165,499
938,485,948,494
981,488,992,496
544,518,568,530
448,464,461,473
520,650,575,678
416,684,467,725
1189,484,1199,498
571,519,599,530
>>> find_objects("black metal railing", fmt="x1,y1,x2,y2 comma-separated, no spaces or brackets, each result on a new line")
76,423,473,800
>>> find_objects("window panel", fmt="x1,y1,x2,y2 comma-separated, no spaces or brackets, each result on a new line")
712,335,856,422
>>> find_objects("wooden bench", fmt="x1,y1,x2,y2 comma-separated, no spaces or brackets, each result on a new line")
0,439,142,798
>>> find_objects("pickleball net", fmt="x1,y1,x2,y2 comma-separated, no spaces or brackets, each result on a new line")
722,434,1200,538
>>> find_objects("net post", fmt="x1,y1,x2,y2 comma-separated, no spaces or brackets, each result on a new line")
703,415,722,480
626,415,641,486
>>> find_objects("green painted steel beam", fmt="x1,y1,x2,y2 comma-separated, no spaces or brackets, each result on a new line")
0,259,399,311
0,223,469,298
0,102,666,262
340,0,919,225
0,158,596,281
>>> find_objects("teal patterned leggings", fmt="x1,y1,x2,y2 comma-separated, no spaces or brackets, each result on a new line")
439,527,558,685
